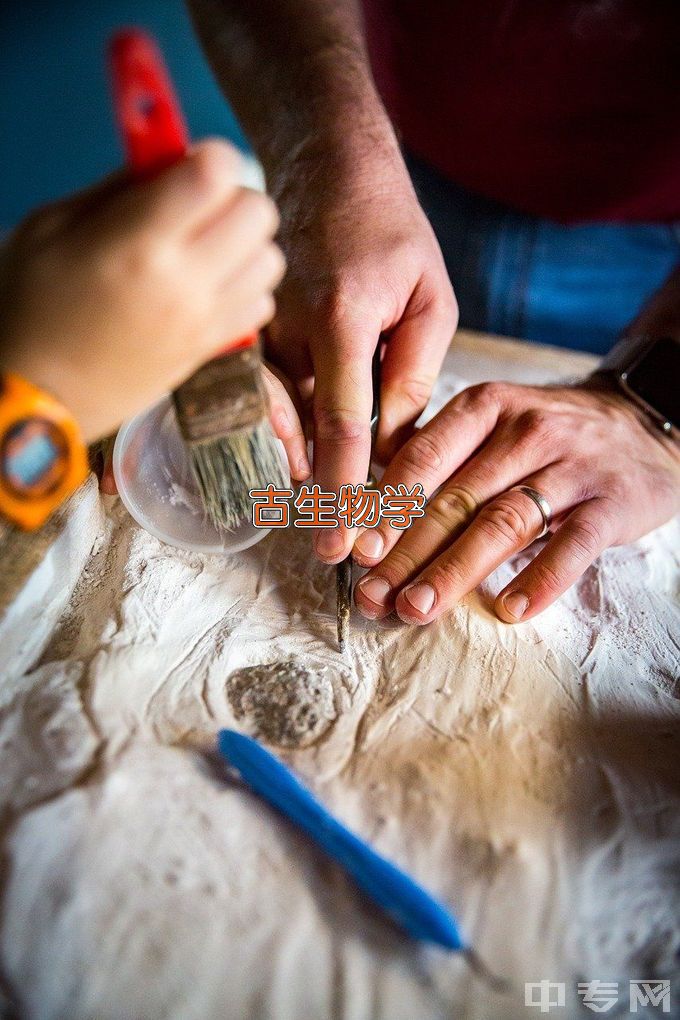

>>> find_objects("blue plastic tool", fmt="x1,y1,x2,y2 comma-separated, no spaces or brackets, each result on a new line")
217,728,465,950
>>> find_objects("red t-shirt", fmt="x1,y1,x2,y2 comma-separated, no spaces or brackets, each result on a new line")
363,1,680,223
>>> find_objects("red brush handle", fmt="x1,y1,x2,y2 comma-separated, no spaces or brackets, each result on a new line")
109,30,189,177
108,29,257,353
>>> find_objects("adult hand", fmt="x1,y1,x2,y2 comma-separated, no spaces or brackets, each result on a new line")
353,378,680,624
0,140,284,443
265,133,458,564
188,0,458,562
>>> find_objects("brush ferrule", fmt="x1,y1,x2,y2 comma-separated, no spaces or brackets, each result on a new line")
173,341,267,444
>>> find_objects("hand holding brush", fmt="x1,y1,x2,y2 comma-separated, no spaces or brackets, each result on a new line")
108,30,307,525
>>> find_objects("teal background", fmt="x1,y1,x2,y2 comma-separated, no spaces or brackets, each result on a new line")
0,0,247,229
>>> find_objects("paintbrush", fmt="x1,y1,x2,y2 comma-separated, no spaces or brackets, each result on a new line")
337,345,382,652
109,30,285,532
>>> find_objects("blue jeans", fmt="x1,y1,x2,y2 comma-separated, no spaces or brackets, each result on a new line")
406,153,680,355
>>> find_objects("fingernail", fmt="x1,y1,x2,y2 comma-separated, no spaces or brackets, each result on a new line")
502,591,529,620
316,530,345,559
354,530,384,560
403,582,436,615
356,576,391,606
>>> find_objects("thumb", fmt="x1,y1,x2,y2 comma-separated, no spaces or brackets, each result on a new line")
376,284,457,463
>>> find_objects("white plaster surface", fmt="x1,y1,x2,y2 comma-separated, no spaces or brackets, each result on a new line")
1,339,678,1020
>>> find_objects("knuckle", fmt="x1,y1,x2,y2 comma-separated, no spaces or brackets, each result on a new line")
462,380,507,411
320,286,362,336
600,473,628,505
427,485,478,528
477,496,534,546
313,405,368,444
531,557,567,597
314,268,380,335
424,282,459,333
382,546,421,583
428,556,467,593
398,431,444,477
513,407,562,453
393,374,436,413
569,516,606,559
515,408,550,438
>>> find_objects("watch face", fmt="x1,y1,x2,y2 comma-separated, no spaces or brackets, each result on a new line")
624,336,679,428
1,417,69,499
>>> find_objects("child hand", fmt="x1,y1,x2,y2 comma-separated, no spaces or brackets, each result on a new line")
98,358,311,495
0,139,285,443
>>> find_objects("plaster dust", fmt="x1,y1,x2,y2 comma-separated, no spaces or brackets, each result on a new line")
1,356,679,1020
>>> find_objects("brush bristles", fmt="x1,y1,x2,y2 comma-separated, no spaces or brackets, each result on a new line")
189,423,286,533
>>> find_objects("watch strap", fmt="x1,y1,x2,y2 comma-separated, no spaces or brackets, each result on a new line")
598,333,658,374
595,334,679,435
0,373,88,530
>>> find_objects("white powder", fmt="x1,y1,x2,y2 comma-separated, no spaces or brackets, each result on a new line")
1,354,678,1020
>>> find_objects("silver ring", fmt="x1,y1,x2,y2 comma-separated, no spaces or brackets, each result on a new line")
510,485,553,538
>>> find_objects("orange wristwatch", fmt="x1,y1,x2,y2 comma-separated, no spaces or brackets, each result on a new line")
0,373,88,530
